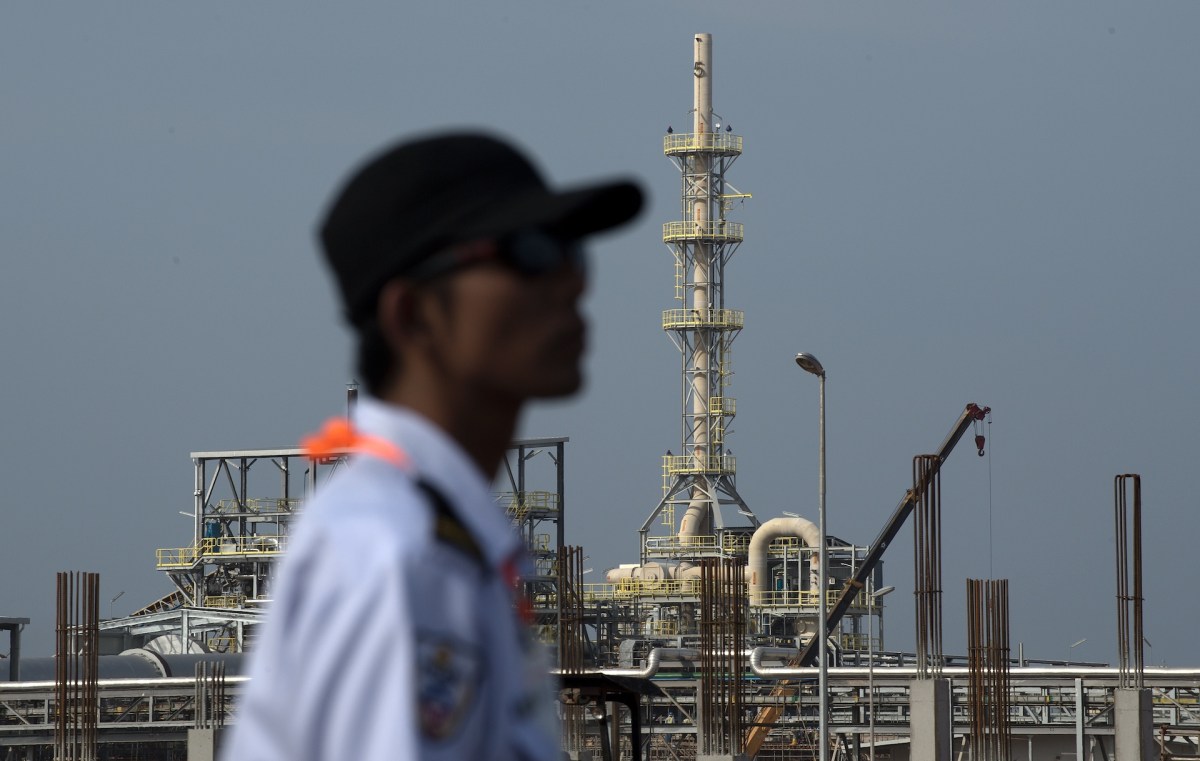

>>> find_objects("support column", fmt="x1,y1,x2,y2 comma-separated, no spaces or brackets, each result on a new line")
1075,678,1086,761
1114,688,1154,761
0,618,29,681
187,728,222,761
910,679,952,761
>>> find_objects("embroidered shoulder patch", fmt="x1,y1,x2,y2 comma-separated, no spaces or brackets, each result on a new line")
417,634,482,740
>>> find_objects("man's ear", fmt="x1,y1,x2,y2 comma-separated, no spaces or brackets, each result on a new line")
375,279,419,351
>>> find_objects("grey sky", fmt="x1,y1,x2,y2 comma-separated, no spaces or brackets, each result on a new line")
2,3,1197,666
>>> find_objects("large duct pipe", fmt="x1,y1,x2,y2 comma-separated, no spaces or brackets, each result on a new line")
592,648,700,679
604,561,708,584
747,516,820,605
747,648,1200,681
605,562,672,584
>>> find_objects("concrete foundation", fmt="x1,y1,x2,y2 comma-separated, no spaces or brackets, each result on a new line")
187,728,221,761
909,679,951,761
1114,688,1154,761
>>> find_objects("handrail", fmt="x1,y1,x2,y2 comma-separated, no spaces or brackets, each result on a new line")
211,497,301,515
645,534,719,550
661,453,737,475
754,590,843,608
497,490,559,518
156,535,287,569
662,308,745,331
202,595,245,609
663,132,743,155
709,396,737,415
662,220,745,243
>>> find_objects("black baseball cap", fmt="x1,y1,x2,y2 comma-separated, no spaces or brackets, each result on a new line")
319,131,644,324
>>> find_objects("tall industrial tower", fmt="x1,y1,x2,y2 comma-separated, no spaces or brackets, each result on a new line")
640,34,758,562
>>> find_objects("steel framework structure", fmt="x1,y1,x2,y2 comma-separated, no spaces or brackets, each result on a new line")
103,421,568,660
640,32,758,567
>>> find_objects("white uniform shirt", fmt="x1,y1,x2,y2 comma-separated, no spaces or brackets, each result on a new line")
222,399,561,761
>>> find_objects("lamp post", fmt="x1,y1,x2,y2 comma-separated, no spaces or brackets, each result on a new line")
109,590,125,620
795,352,827,761
1069,637,1087,664
868,584,896,761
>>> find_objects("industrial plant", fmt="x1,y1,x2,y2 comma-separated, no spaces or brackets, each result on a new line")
2,33,1198,761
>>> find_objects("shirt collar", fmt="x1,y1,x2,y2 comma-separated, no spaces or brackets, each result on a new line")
352,396,521,568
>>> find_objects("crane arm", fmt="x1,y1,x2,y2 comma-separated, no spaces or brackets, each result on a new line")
744,402,989,758
793,402,990,667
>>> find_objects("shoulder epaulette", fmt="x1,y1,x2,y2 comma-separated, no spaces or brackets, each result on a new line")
415,479,487,568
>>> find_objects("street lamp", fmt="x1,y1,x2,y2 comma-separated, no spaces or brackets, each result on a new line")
1069,637,1087,664
109,590,125,620
868,584,896,761
794,352,828,761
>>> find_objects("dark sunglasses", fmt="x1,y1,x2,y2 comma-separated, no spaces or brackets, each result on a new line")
406,230,586,282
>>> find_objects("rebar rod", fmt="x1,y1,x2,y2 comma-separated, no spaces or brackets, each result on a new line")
698,558,746,756
1115,474,1145,690
967,579,1012,761
913,455,943,679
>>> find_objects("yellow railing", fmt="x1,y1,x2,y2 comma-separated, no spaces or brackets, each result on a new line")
645,535,719,554
754,590,844,608
212,498,301,515
719,355,733,386
663,132,743,155
202,595,245,609
582,582,621,601
768,537,815,556
155,546,204,569
662,308,744,331
155,535,287,568
583,578,705,601
206,637,240,653
662,220,745,243
499,491,559,521
839,632,879,651
709,396,736,416
206,536,285,555
662,453,737,475
717,534,815,556
722,533,751,554
649,619,679,636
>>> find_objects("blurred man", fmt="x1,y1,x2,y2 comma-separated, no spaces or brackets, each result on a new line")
223,132,642,761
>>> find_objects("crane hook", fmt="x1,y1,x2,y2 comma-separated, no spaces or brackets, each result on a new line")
975,434,986,457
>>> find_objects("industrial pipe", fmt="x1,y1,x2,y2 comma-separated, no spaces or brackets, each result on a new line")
746,516,820,605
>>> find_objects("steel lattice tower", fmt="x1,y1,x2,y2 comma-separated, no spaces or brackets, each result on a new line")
641,34,758,562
